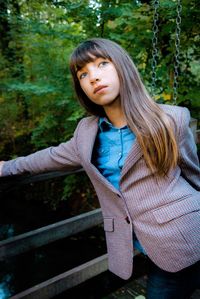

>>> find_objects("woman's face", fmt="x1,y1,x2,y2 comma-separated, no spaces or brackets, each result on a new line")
77,57,120,109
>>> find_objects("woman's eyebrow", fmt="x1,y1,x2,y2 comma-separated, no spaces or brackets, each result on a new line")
77,66,85,73
76,57,105,74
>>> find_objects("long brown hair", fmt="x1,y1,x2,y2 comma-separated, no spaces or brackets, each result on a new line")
69,38,179,176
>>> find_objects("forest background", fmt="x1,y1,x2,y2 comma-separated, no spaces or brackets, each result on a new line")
0,0,199,210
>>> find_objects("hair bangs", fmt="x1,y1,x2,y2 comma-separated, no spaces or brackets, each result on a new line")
70,41,111,74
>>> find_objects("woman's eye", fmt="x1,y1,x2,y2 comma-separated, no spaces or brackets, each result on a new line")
99,61,109,67
79,72,87,80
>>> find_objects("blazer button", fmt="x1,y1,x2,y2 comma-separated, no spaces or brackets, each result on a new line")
125,216,130,224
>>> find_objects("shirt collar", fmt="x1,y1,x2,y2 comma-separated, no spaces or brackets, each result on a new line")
98,117,128,132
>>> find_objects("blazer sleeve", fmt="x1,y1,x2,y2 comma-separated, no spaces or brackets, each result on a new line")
178,107,200,190
1,120,83,177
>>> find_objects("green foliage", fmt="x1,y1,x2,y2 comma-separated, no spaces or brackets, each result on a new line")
62,172,98,214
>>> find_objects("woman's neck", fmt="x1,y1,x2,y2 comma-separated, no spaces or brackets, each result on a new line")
103,101,127,128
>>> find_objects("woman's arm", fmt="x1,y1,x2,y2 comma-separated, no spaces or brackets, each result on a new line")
178,107,200,190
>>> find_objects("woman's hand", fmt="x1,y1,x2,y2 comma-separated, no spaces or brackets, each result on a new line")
0,161,5,176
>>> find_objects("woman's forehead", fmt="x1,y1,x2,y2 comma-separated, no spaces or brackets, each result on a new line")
79,55,111,70
73,48,110,71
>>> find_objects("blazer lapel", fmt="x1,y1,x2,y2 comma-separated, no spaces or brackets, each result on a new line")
121,139,143,178
81,117,99,162
81,117,120,194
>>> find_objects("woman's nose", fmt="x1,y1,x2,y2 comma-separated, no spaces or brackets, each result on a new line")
89,71,100,84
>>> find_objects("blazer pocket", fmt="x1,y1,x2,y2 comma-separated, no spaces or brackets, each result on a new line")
103,217,114,232
152,196,200,224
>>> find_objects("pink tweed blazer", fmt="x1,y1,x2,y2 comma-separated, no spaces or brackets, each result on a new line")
2,104,200,279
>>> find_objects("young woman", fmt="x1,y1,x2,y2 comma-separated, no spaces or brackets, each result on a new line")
0,38,200,298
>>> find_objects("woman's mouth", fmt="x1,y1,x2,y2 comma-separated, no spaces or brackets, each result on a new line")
94,85,108,94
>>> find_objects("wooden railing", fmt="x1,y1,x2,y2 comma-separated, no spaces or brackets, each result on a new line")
0,122,199,299
0,169,108,299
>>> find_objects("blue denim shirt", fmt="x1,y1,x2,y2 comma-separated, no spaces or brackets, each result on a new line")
92,117,146,255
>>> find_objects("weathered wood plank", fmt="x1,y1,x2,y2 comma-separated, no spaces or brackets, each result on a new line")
0,208,103,260
102,276,200,299
102,276,147,299
0,169,84,192
9,254,108,299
